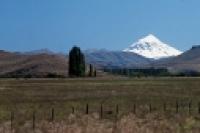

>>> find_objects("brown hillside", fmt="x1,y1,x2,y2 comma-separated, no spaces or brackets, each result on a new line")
153,46,200,72
0,50,68,77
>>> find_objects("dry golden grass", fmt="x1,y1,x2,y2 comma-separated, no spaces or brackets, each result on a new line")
1,113,200,133
0,77,200,132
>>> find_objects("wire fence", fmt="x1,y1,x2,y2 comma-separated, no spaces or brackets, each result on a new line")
0,101,200,132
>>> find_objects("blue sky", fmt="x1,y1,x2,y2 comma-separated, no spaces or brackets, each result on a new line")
0,0,200,52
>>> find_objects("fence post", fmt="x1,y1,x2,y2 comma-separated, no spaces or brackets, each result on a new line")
100,104,103,119
163,102,166,112
86,104,89,114
32,111,36,131
176,101,179,113
149,103,152,113
198,102,200,114
10,111,14,131
133,104,136,114
51,108,54,122
72,106,75,114
116,104,119,115
188,102,192,115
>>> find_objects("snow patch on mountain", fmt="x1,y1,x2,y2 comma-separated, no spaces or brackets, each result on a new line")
123,34,182,59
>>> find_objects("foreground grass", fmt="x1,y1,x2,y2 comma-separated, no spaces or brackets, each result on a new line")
0,77,200,132
1,113,200,133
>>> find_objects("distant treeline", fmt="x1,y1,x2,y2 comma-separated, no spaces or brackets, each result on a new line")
0,72,66,78
103,68,200,77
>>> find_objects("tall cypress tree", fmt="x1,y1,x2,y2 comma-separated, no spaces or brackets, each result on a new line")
68,46,85,77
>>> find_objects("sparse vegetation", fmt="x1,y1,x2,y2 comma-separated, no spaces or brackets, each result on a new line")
0,78,200,132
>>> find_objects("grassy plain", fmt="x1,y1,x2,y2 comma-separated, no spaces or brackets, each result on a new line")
0,77,200,132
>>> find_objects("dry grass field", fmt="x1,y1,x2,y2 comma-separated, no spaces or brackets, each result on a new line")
0,77,200,132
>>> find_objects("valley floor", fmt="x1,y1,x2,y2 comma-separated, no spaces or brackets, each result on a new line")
0,77,200,132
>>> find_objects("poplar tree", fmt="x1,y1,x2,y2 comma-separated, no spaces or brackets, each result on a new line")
68,46,85,77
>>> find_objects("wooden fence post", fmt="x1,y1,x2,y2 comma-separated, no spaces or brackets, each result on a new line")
176,101,179,113
116,104,119,115
100,104,103,119
10,111,14,131
51,108,54,122
198,102,200,114
188,102,192,115
32,111,36,130
86,104,89,114
149,103,152,113
72,106,75,114
133,104,136,114
163,102,166,112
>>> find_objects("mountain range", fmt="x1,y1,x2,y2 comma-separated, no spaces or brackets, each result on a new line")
84,50,151,69
86,34,200,72
0,34,200,77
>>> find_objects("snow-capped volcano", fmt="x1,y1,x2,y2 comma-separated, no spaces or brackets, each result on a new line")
123,34,182,59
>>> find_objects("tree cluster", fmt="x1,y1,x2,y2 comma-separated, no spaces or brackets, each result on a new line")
68,46,97,77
